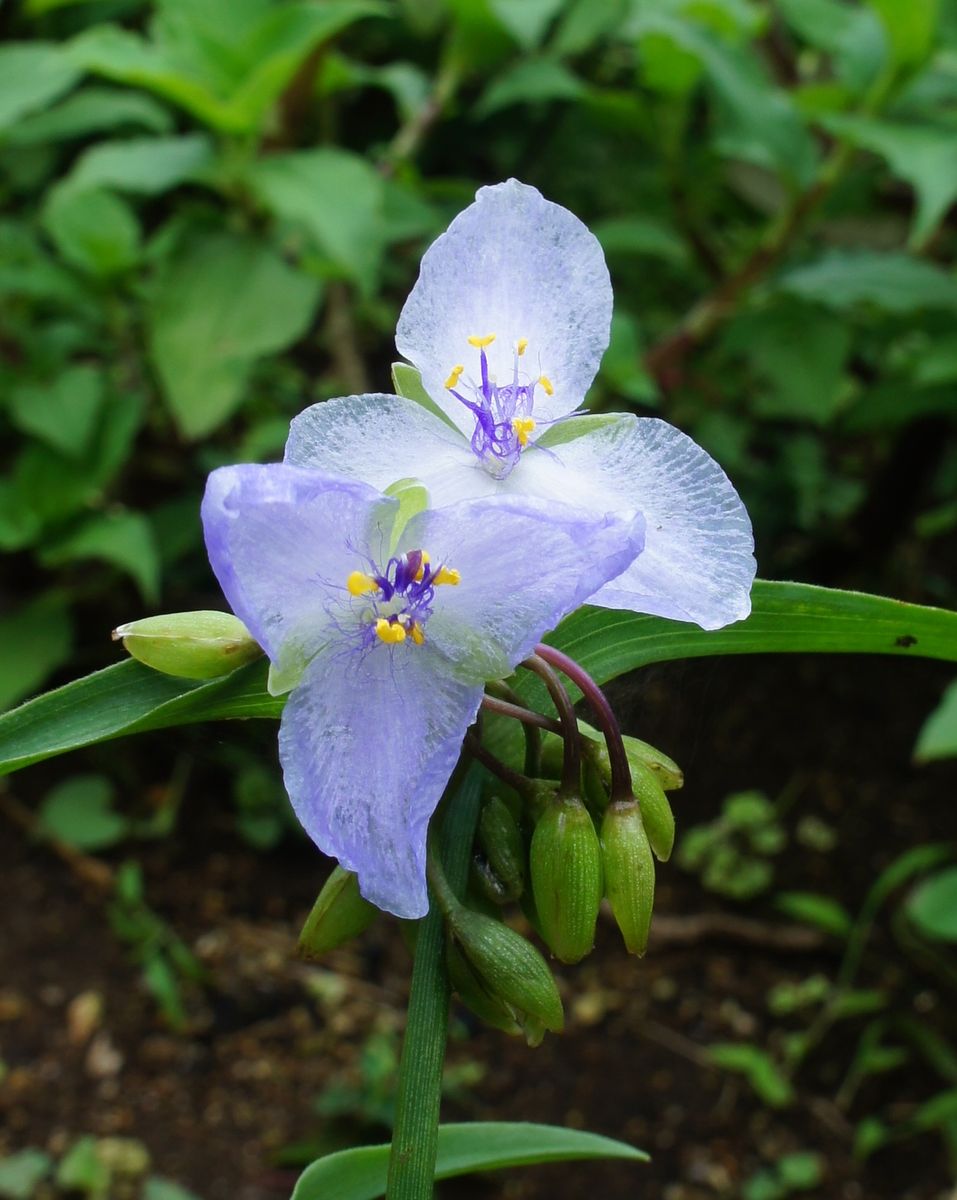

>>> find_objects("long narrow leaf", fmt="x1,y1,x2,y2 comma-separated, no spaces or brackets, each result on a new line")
291,1121,648,1200
1,580,955,776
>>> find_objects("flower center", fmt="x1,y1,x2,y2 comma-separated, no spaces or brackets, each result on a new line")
346,548,460,648
444,334,553,480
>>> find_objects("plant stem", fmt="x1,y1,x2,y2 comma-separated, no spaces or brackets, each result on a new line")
465,730,534,796
521,654,580,797
385,768,482,1200
481,693,561,737
534,644,632,802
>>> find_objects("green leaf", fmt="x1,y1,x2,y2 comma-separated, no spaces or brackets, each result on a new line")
246,149,384,293
775,251,957,313
869,0,938,69
488,0,567,49
67,2,386,135
38,774,128,851
0,1149,52,1200
775,892,854,938
777,1151,824,1189
291,1122,647,1199
8,364,105,459
391,361,459,430
914,678,957,762
777,0,885,91
0,43,81,133
907,867,957,941
0,659,279,777
0,598,73,713
709,1043,795,1107
142,1179,203,1200
39,509,161,603
3,581,957,777
66,134,214,196
5,87,174,146
630,13,817,185
42,186,140,277
820,113,957,246
476,59,585,117
148,230,322,437
724,302,850,423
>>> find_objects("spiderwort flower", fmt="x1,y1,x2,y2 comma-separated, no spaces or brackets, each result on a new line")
285,179,755,631
201,466,644,918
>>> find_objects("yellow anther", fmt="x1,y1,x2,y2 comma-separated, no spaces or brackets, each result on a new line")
512,417,536,448
433,565,461,587
538,374,554,396
410,622,426,646
517,338,528,356
445,364,464,389
347,570,378,597
414,550,430,582
375,617,406,645
468,333,496,348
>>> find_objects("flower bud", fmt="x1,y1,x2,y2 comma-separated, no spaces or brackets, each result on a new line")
530,795,604,964
601,799,655,956
476,796,526,902
297,866,377,959
631,759,676,862
112,611,261,679
445,936,521,1036
584,732,684,796
622,735,683,792
450,907,564,1045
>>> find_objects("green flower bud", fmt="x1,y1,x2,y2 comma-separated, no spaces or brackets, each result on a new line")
630,759,676,862
526,777,559,825
445,936,522,1037
622,735,683,792
476,796,526,902
581,742,610,813
450,907,564,1045
601,799,656,956
298,866,377,959
469,857,512,908
112,611,261,679
530,795,604,964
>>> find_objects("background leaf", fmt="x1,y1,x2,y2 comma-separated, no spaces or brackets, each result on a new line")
148,230,322,437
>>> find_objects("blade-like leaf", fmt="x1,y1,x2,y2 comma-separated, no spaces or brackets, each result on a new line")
291,1122,647,1200
1,581,956,776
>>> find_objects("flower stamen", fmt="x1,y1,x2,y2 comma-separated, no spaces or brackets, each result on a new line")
375,617,406,644
347,549,458,651
517,337,528,356
512,417,536,448
445,365,464,390
468,333,496,348
347,571,379,596
538,375,554,396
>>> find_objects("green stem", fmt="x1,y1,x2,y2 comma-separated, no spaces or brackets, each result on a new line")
385,767,482,1200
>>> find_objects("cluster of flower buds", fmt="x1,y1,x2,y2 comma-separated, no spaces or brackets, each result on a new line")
116,616,680,1045
299,644,681,1044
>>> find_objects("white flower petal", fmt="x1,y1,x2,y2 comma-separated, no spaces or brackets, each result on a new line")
396,179,612,433
516,415,756,629
285,393,499,506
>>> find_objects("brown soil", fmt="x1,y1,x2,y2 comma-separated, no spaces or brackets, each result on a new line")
2,652,956,1200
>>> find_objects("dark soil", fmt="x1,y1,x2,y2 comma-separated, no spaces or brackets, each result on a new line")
2,652,957,1200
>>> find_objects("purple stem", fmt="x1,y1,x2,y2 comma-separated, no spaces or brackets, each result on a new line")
521,654,581,798
534,643,633,802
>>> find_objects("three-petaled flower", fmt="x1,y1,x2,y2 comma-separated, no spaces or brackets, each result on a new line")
284,179,755,631
202,466,644,918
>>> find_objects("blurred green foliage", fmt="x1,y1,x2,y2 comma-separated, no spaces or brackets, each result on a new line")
2,0,957,719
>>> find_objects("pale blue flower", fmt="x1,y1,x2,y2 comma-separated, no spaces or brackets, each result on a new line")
202,466,644,917
286,179,755,630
